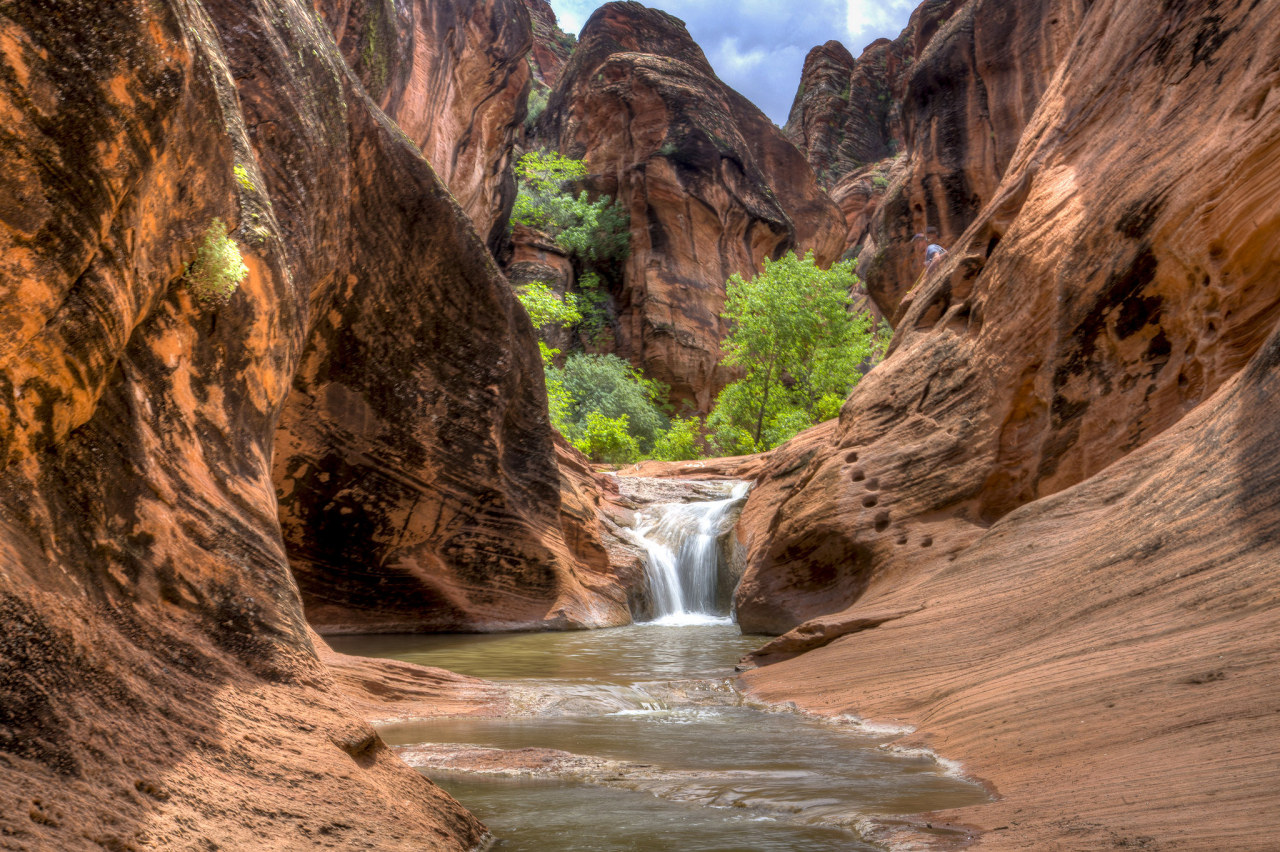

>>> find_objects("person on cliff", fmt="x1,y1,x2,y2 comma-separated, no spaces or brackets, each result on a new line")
913,232,948,270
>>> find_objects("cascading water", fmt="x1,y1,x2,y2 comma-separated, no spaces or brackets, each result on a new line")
632,481,751,625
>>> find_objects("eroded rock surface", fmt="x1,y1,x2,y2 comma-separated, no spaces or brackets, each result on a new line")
535,1,845,411
523,0,575,88
738,0,1280,846
0,0,619,845
785,0,1085,319
321,0,532,246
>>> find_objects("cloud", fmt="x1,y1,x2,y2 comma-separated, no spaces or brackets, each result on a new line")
545,1,917,124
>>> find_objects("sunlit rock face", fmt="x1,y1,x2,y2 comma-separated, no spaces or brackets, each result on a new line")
0,0,628,844
534,1,845,413
321,0,532,248
785,0,1085,320
735,0,1280,846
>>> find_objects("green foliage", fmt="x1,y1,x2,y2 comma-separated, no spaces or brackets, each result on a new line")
650,417,704,462
554,29,578,53
510,151,629,264
572,271,610,343
872,174,889,192
526,87,549,127
515,281,581,334
361,14,388,93
186,218,248,306
551,353,669,453
571,411,639,464
512,279,696,464
707,251,887,455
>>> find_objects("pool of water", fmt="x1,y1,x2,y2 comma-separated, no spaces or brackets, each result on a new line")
329,623,987,850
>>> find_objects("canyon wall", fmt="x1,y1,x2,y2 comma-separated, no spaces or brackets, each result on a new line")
738,0,1280,846
0,0,626,844
786,0,1086,319
320,0,532,248
533,1,845,412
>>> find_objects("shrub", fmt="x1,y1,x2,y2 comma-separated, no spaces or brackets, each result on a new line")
510,151,629,265
571,271,611,343
185,218,248,306
571,411,639,464
515,281,581,337
650,417,704,462
525,87,549,128
551,353,669,452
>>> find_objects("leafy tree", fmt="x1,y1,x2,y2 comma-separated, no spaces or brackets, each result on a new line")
550,353,669,453
571,411,639,464
650,417,704,462
511,151,629,264
708,251,887,455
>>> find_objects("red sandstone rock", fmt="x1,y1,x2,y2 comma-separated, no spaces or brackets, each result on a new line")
0,0,621,844
737,0,1280,846
534,2,845,412
322,0,532,247
523,0,575,89
785,0,1084,320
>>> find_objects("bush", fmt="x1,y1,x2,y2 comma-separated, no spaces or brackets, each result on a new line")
510,151,629,265
571,411,639,464
571,271,611,343
515,281,581,334
650,417,703,462
186,218,248,306
551,353,669,452
525,87,549,128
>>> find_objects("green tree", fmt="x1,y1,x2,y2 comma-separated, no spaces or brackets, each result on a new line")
571,411,639,464
511,151,629,264
650,416,704,461
708,251,887,455
550,353,669,453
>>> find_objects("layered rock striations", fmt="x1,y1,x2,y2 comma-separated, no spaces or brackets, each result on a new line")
737,0,1280,846
0,0,624,845
786,0,1085,319
523,0,575,88
320,0,533,248
533,1,845,412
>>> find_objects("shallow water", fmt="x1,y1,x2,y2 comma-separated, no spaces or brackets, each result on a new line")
331,623,988,850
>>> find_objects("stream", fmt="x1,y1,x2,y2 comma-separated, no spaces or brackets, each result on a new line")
329,481,988,850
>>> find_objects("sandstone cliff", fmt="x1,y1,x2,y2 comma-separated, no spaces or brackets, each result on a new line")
786,0,1085,319
320,0,532,248
0,0,623,845
737,0,1280,846
523,0,575,89
532,1,845,412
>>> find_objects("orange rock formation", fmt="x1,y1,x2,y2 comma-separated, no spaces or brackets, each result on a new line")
533,1,845,412
734,0,1280,846
322,0,533,248
0,0,624,845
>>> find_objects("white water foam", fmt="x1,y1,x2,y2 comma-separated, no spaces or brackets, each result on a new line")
633,482,750,623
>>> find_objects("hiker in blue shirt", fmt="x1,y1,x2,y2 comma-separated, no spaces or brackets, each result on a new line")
913,232,947,269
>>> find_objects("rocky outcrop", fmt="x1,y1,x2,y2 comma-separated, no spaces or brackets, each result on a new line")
320,0,532,247
736,0,1280,846
523,0,575,88
785,0,1085,319
535,1,845,412
0,0,623,845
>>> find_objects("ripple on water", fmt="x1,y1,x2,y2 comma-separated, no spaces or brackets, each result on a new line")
333,623,989,850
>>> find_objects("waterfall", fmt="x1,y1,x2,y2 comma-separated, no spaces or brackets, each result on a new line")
633,481,750,626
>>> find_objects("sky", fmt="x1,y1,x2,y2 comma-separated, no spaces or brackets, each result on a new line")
546,0,919,125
